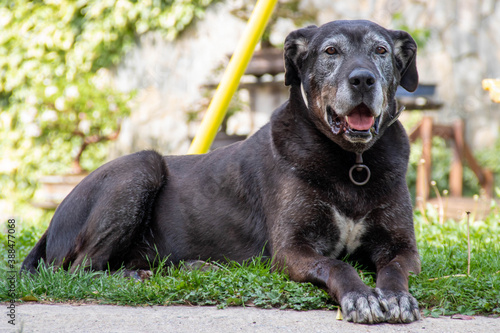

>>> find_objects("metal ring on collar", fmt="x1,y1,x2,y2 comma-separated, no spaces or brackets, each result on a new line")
349,164,371,186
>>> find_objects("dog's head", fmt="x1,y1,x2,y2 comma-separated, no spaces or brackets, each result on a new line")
284,20,418,152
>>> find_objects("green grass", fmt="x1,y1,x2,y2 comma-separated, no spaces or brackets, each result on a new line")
2,257,336,311
411,202,500,317
1,201,499,316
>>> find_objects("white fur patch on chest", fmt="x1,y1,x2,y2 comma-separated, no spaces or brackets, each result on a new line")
331,208,367,257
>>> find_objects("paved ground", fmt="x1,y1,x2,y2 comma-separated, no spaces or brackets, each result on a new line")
2,304,498,333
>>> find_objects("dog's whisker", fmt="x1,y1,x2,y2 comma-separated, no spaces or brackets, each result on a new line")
300,83,309,108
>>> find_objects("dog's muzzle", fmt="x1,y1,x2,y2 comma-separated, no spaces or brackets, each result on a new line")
326,104,380,142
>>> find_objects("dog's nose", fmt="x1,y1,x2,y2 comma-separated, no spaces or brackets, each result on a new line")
348,69,376,92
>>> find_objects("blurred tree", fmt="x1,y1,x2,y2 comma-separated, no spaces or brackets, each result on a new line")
0,0,219,209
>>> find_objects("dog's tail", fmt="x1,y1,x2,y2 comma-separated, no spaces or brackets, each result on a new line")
21,230,48,273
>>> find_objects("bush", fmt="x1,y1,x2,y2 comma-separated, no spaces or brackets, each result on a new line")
0,0,219,210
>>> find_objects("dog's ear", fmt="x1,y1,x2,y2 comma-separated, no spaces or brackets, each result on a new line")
390,30,419,92
284,25,318,86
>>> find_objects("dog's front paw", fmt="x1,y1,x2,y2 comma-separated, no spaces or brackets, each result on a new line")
375,288,421,323
341,290,385,324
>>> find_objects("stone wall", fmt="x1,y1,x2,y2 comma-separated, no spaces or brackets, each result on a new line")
112,0,500,155
111,2,247,156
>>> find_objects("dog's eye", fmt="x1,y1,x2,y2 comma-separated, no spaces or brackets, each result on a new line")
325,47,337,55
375,46,387,55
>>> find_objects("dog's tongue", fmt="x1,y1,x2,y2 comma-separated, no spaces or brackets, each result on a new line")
346,106,374,131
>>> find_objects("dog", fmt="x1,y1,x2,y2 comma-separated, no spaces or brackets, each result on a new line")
23,20,420,324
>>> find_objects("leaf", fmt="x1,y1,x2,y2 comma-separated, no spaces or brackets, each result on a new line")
336,307,343,320
21,295,39,302
451,314,475,320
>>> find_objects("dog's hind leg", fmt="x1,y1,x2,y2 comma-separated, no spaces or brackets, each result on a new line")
35,150,167,272
69,150,167,272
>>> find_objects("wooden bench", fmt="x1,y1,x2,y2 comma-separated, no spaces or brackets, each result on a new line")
399,85,495,220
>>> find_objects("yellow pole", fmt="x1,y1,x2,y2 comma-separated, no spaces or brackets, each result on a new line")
187,0,278,154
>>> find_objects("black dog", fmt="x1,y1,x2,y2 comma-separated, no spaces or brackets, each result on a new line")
23,20,420,324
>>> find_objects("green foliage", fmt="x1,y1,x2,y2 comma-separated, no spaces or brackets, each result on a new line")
0,0,218,209
1,257,336,311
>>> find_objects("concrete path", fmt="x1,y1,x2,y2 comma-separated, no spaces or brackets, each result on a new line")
2,304,498,333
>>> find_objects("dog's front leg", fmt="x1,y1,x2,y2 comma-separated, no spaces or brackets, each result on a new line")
275,245,386,324
375,252,421,323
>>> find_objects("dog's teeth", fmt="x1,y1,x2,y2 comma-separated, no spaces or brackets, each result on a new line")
332,119,342,134
373,116,380,134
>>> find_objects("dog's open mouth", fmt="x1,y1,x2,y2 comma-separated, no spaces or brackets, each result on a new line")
327,104,380,138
